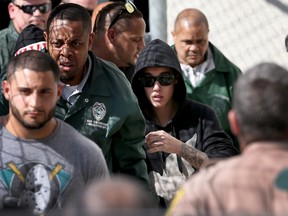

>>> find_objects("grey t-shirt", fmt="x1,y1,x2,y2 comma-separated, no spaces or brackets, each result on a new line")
0,119,108,215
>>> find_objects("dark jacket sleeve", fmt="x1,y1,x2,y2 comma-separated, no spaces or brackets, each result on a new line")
193,101,239,158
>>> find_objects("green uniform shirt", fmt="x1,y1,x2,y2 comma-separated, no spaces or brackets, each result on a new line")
0,22,19,81
55,52,149,186
178,42,242,150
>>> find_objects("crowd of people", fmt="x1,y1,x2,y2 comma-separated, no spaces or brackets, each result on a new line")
0,1,287,216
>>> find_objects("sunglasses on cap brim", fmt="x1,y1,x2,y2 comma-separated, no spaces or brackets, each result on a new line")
108,1,137,29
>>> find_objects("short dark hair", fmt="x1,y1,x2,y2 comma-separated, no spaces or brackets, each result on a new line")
46,3,91,34
233,62,288,142
7,50,60,81
93,2,143,35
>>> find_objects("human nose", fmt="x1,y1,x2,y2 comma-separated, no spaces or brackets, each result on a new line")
31,8,42,16
60,45,72,57
188,44,199,52
138,38,145,50
152,80,161,91
28,92,41,108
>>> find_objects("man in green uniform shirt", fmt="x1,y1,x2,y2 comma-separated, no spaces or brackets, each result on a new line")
172,8,242,150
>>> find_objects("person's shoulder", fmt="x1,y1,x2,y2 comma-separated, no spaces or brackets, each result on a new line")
184,98,216,114
189,156,241,185
0,27,11,45
91,53,119,72
57,119,101,150
0,27,9,36
209,42,242,75
90,53,134,95
0,115,6,129
91,53,128,81
0,22,17,38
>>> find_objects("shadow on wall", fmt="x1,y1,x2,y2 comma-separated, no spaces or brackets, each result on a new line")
266,0,288,13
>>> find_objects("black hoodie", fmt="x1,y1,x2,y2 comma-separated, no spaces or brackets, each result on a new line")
132,39,186,116
131,39,238,207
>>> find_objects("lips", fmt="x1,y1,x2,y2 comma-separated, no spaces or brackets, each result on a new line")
59,62,74,71
152,95,163,102
27,111,43,118
187,54,198,58
29,19,45,27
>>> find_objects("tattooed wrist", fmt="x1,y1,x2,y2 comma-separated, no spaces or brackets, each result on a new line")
180,142,208,169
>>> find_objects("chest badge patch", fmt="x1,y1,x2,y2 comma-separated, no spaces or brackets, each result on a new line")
92,102,106,122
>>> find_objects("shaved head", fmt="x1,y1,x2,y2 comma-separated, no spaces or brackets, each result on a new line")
174,8,209,33
172,8,210,67
61,0,98,11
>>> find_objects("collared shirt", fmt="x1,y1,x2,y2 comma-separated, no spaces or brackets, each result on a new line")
181,47,215,87
61,55,92,107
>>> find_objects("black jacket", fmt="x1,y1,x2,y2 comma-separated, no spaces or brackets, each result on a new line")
131,39,238,207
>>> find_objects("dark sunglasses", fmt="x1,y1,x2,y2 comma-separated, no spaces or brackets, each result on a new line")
108,1,136,29
139,73,176,87
13,2,52,15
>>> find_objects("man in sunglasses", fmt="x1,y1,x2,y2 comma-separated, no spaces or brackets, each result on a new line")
131,39,238,208
167,63,288,216
0,0,52,91
92,1,146,82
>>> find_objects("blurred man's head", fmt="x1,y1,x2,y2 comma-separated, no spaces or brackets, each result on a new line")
9,0,52,32
172,8,209,68
228,62,288,150
73,175,158,216
61,0,98,15
92,1,146,68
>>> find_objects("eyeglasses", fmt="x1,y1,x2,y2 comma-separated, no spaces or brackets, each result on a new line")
108,1,136,29
139,73,175,87
13,2,52,15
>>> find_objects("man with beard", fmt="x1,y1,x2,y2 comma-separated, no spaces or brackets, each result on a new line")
0,50,108,215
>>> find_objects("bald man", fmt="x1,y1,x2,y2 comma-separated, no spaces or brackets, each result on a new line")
61,0,98,14
172,8,242,151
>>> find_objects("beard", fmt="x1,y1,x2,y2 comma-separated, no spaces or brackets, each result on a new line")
10,104,55,130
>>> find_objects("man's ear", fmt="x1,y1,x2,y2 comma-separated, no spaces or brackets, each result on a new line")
8,2,17,19
43,31,48,43
2,80,10,101
171,30,175,38
107,28,116,44
57,84,63,100
228,110,240,136
88,32,95,50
